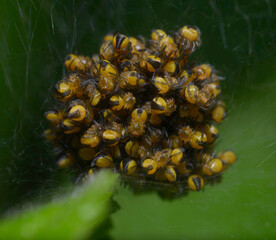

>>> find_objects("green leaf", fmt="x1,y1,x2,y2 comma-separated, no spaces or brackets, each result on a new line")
1,0,276,239
0,171,118,240
110,65,276,239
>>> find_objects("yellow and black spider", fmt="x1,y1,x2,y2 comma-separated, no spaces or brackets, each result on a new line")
44,25,236,196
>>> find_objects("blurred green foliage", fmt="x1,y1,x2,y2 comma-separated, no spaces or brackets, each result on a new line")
0,0,275,239
111,64,276,239
0,171,118,240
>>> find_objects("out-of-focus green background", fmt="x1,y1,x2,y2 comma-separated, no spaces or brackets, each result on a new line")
0,0,275,239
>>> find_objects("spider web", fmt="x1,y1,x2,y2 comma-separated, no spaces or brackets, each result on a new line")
0,0,275,239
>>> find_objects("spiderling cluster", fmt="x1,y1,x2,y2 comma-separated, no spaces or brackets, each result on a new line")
44,25,236,194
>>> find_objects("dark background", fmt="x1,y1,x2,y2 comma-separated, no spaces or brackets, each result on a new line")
0,0,276,239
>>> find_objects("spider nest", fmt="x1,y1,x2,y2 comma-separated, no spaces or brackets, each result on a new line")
44,26,236,195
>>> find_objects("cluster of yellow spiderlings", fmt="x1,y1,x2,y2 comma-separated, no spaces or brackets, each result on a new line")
44,25,236,193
